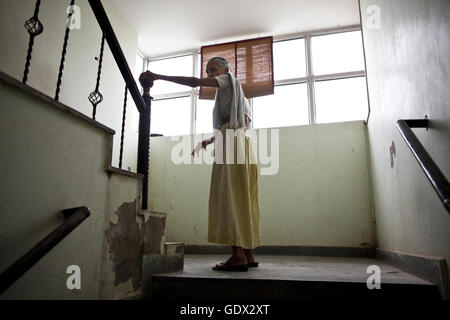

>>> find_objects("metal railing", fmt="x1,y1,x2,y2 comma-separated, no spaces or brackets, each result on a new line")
396,118,450,213
0,207,90,294
20,0,152,209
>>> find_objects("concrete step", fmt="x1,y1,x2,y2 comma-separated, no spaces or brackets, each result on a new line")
145,254,441,300
141,241,185,296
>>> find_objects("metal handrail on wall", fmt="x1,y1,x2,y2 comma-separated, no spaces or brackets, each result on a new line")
0,207,91,294
396,118,450,213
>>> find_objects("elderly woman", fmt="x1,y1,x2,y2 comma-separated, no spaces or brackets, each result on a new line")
139,57,261,271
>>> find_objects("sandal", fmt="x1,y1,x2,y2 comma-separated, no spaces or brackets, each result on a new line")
212,261,249,271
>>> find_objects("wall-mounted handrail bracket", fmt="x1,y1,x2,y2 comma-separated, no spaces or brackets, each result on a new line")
396,118,449,214
62,206,85,220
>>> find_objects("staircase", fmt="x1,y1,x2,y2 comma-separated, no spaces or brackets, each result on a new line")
136,210,441,300
143,253,441,300
134,208,442,300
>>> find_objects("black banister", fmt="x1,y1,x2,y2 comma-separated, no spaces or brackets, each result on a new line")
18,0,151,210
88,0,146,114
0,206,90,294
88,0,151,210
396,118,450,213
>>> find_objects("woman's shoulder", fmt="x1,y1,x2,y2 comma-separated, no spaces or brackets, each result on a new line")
215,73,232,89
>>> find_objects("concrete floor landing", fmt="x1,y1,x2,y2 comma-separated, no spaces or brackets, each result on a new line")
146,254,441,300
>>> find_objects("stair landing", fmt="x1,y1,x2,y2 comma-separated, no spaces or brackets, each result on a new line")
147,254,441,300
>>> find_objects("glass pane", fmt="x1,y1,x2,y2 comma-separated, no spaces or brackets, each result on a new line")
196,52,201,78
135,53,144,89
315,77,368,124
311,31,365,75
273,39,306,80
151,96,191,136
252,83,309,129
196,97,215,134
149,55,193,95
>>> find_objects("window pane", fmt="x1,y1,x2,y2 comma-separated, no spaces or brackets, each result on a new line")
151,97,191,136
252,83,309,129
315,77,368,124
273,39,306,80
135,53,144,89
196,97,214,134
311,31,365,75
149,55,193,95
196,52,201,77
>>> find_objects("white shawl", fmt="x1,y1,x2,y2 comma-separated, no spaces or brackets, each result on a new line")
212,71,250,130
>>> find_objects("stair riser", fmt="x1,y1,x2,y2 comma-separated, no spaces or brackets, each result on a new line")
147,278,441,300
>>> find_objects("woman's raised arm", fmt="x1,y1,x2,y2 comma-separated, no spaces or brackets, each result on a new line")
139,71,219,88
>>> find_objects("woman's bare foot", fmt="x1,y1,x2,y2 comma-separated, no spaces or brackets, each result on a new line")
243,249,256,263
216,246,247,267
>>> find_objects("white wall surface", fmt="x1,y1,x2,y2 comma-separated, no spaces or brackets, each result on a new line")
0,0,140,172
148,121,375,248
0,75,142,299
359,0,450,278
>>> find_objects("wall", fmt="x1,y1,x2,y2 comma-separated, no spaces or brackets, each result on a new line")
0,72,142,299
0,0,140,172
359,0,450,286
148,121,375,248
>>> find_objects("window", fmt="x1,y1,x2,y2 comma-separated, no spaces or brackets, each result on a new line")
135,53,145,87
149,55,193,95
195,97,214,134
251,38,308,129
199,36,274,99
253,83,309,129
273,38,306,80
311,31,365,75
142,27,369,135
148,54,195,136
310,30,368,124
315,77,368,124
151,96,191,136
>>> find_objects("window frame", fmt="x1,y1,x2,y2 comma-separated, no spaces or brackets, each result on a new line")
142,24,369,135
266,24,367,126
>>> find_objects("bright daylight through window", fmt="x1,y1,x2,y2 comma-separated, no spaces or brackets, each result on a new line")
138,29,369,136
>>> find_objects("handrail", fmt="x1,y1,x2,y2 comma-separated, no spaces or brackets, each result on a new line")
88,0,152,209
0,206,90,294
396,119,450,213
88,0,146,114
18,0,151,207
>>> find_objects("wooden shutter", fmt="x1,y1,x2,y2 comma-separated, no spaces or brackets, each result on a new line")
199,36,274,100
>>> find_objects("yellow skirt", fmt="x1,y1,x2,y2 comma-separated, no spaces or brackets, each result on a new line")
207,122,262,249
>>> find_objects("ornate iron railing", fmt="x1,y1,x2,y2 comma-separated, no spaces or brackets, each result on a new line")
20,0,152,209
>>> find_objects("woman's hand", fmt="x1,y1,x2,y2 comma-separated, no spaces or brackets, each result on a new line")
139,70,156,88
191,139,213,157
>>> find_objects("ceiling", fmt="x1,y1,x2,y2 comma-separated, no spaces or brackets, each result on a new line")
108,0,361,58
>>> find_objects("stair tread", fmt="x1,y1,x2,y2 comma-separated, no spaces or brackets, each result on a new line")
152,254,434,286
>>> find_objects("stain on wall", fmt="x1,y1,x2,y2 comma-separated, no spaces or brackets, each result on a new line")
106,200,142,290
390,141,396,169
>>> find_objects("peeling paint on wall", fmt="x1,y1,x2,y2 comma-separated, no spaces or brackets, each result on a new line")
105,200,142,290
